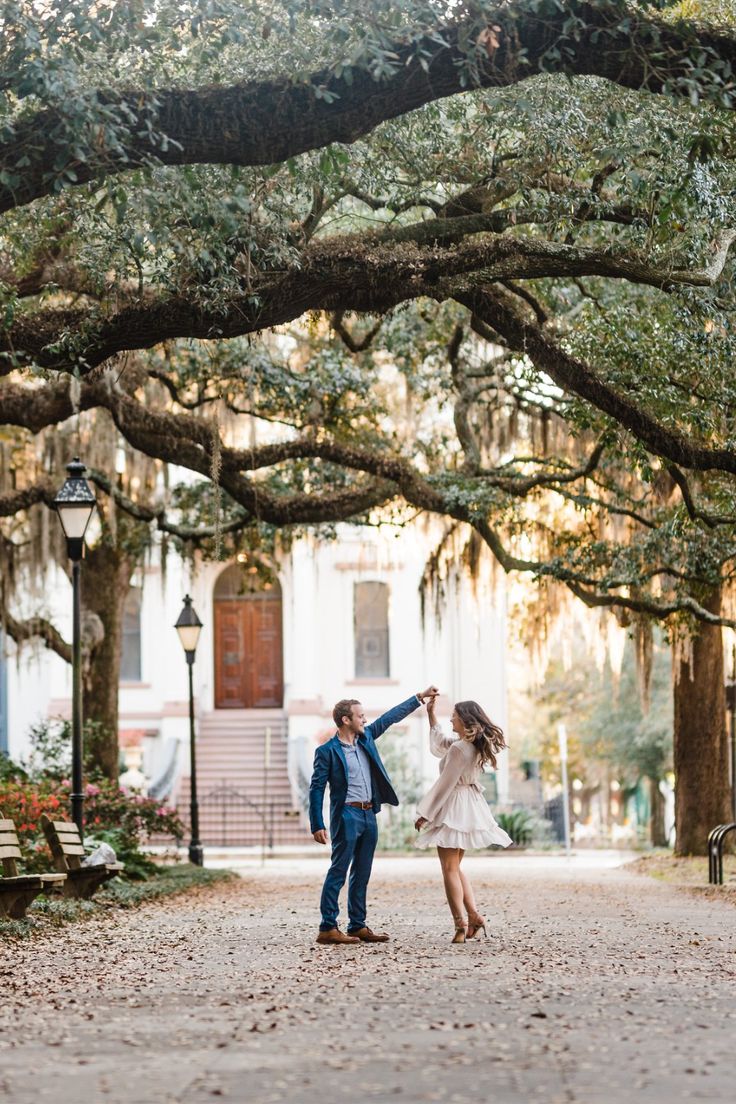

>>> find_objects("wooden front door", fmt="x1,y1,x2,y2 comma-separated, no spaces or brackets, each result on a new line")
214,595,283,708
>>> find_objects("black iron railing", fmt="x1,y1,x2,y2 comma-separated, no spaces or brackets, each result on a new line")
707,823,736,885
194,782,303,847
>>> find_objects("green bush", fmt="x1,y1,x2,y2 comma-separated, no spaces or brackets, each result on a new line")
22,717,107,783
0,774,184,874
495,808,538,847
377,733,424,850
0,732,184,876
0,751,27,783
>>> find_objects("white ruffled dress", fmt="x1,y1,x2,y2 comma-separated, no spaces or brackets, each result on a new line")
415,724,513,851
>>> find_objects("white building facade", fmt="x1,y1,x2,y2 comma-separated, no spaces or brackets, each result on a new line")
1,523,508,847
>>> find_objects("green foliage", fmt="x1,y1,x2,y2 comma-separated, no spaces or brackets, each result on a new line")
494,808,537,846
0,751,26,782
22,717,115,783
2,0,736,690
0,725,184,876
532,635,673,789
377,731,425,850
0,774,184,874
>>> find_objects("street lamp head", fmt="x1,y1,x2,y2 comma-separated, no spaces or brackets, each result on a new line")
175,594,203,660
53,457,97,562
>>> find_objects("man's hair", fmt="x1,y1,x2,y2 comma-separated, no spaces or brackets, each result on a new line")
333,698,360,728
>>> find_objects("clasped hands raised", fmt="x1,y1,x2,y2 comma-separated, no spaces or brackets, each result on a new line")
418,685,439,704
415,686,440,831
312,686,440,846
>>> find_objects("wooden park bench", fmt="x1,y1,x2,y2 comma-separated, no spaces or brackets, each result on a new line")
40,814,124,899
0,815,67,919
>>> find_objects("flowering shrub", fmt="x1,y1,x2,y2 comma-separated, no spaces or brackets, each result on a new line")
0,773,184,875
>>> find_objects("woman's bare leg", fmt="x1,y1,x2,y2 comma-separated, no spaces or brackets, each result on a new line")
459,865,479,919
458,854,486,936
437,847,465,922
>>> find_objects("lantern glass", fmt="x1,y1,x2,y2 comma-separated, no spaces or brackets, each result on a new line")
57,501,96,541
176,623,202,654
175,595,203,656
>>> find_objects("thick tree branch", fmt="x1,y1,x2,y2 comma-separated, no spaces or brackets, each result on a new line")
0,376,708,526
455,282,736,476
2,2,735,213
473,519,736,627
330,311,383,353
0,482,55,516
5,229,733,377
448,323,482,473
566,581,736,628
481,441,606,495
2,612,72,663
666,465,736,528
1,377,732,627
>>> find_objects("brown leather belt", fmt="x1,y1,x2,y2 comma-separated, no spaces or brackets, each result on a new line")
346,801,373,810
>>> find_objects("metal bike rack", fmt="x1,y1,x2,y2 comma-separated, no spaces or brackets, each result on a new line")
707,823,736,885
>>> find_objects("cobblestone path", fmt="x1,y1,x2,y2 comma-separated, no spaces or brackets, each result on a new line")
1,854,734,1104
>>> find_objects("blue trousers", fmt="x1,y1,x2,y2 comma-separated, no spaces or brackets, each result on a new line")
319,806,378,932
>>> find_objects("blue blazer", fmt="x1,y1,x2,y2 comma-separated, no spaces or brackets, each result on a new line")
309,696,421,834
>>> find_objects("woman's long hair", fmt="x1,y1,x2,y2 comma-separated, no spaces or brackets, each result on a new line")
455,700,507,769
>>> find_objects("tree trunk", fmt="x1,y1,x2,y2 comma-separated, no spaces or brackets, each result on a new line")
81,541,135,781
648,775,667,848
673,588,731,855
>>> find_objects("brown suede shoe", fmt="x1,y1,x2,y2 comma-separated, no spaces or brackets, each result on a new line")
349,926,390,943
315,928,360,945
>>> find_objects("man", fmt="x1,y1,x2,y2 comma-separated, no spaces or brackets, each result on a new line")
309,687,438,945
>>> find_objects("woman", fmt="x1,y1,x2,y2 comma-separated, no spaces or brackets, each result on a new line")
415,697,512,943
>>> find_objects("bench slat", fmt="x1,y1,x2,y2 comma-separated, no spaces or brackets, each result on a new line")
40,816,122,891
69,861,124,874
0,819,16,831
0,845,22,859
0,832,20,845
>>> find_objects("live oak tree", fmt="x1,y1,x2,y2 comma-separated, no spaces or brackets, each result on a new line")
1,0,736,846
0,416,165,777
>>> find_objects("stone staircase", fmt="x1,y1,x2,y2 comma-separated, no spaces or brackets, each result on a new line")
175,709,306,847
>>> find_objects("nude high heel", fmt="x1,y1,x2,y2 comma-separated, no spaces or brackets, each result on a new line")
466,912,487,940
451,916,466,944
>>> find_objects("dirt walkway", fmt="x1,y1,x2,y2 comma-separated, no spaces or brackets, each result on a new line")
1,854,734,1104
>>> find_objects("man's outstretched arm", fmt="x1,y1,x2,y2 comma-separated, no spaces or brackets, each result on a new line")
370,685,439,740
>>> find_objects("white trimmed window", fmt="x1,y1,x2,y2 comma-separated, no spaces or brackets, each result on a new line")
354,581,390,678
120,586,142,682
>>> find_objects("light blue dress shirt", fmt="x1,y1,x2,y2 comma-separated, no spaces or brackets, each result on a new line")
338,739,373,803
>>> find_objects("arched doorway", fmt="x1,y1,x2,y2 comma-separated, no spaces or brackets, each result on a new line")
213,562,284,709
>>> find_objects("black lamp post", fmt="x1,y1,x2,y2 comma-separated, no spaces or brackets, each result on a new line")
175,595,204,866
53,457,97,837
